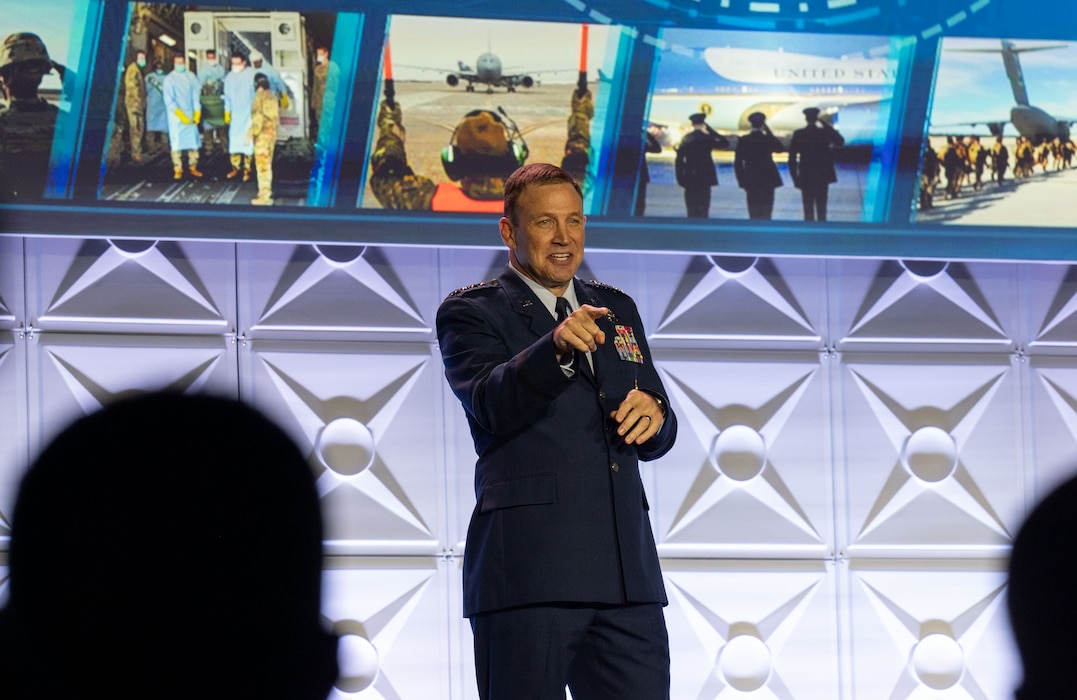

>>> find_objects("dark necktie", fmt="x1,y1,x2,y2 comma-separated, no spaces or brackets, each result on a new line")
555,296,571,322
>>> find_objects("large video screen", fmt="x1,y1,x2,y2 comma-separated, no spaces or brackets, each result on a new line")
2,0,1077,260
912,36,1077,229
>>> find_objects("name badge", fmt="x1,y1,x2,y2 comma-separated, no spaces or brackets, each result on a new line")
613,325,644,364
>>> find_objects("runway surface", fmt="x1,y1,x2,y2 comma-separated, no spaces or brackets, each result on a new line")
642,153,870,222
916,165,1077,228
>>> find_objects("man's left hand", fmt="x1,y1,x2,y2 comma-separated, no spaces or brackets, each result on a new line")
611,389,664,446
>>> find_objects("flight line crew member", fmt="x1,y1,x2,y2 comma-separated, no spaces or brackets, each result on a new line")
162,54,203,180
733,111,783,220
787,106,845,221
674,111,729,218
368,85,589,213
123,50,147,163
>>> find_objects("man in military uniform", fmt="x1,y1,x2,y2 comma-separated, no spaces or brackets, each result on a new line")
733,111,783,220
123,50,147,162
311,46,330,141
248,72,279,206
369,100,523,212
250,50,291,108
787,106,845,221
0,32,63,201
674,112,729,218
436,162,677,700
162,54,203,180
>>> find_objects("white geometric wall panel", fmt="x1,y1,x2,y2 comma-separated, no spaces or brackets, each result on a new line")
0,236,25,538
828,259,1019,352
642,254,827,351
1025,263,1077,353
322,557,455,700
843,560,1017,700
663,561,840,699
236,243,440,341
242,339,445,556
25,237,237,335
654,352,832,559
9,234,1077,698
836,354,1024,558
25,332,238,445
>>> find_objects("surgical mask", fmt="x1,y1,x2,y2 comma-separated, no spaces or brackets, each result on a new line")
317,54,326,64
174,64,186,73
137,58,146,68
231,64,244,73
155,69,164,75
206,58,217,65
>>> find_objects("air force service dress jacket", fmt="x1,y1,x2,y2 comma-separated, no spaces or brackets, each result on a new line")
436,268,678,618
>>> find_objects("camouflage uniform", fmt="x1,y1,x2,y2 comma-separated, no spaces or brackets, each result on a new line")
248,87,279,205
0,33,60,201
368,100,436,210
562,88,593,186
312,61,327,122
124,60,146,160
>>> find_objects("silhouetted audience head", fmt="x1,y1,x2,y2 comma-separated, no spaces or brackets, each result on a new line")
1007,473,1077,700
0,392,338,699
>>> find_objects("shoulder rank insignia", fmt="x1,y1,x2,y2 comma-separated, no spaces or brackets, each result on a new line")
447,279,500,297
585,279,628,296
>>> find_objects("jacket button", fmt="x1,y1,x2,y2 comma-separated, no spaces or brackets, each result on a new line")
599,391,607,400
611,462,619,472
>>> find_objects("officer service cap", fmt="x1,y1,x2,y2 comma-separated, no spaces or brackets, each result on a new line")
688,112,707,125
747,111,766,127
802,106,821,117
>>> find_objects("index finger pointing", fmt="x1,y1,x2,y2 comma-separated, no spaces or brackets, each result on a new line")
580,304,609,319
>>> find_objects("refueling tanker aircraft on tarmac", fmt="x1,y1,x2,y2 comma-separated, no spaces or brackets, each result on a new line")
445,52,534,93
400,47,577,94
933,40,1075,144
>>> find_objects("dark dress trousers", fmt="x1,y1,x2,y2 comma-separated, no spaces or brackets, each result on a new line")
734,130,784,219
436,268,677,618
675,129,729,218
787,122,845,221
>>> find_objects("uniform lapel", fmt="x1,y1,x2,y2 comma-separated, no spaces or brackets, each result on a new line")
575,279,601,385
500,269,556,339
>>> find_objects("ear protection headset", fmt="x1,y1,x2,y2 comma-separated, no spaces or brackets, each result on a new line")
441,108,528,181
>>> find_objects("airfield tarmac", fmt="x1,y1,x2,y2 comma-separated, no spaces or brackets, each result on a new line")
916,159,1077,228
361,80,592,208
641,152,871,222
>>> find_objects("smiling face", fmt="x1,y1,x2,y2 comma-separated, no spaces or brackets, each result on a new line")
500,181,585,297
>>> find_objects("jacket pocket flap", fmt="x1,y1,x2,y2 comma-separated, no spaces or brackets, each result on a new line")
479,473,557,513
